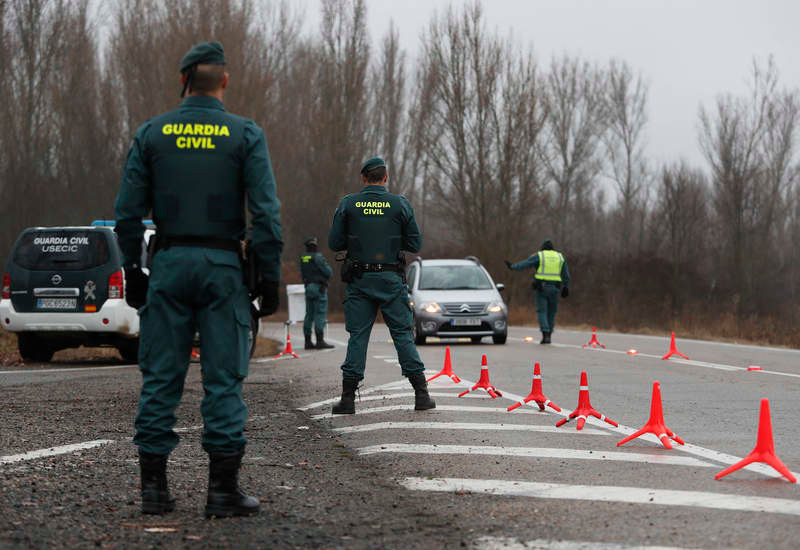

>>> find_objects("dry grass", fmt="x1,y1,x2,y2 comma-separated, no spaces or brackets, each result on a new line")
0,325,281,366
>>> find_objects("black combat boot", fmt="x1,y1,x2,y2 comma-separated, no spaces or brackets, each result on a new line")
408,373,436,411
205,451,260,518
540,331,551,344
331,378,359,414
315,331,334,349
304,334,314,350
139,451,176,515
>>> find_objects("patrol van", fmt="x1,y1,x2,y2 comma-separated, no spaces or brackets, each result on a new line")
1,224,147,362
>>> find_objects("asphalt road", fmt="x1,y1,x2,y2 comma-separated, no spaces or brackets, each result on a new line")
1,322,799,549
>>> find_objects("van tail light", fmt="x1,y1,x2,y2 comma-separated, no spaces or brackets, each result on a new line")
2,273,10,299
108,270,123,299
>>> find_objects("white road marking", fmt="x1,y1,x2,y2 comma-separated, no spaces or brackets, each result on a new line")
0,440,115,464
333,421,610,436
401,476,800,516
0,364,138,375
312,404,544,420
474,536,702,550
359,444,714,467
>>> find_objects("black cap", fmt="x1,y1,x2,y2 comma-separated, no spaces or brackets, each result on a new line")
180,41,226,73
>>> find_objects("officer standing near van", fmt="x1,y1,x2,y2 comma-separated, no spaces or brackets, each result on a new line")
114,41,282,518
505,239,570,344
299,236,334,350
328,157,435,414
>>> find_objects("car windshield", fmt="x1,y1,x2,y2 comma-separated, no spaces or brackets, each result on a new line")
12,230,111,271
419,265,493,290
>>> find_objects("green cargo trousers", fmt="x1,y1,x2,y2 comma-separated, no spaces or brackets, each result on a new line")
341,272,424,381
535,282,560,333
133,246,252,456
303,282,328,337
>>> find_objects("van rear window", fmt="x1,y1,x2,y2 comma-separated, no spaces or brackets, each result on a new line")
12,230,111,271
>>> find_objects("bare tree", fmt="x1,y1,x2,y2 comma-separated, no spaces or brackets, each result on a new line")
416,1,546,275
540,54,608,250
604,59,649,254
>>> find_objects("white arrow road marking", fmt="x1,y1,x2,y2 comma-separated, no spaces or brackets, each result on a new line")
312,404,543,420
401,477,800,516
474,536,702,550
334,422,610,436
359,444,714,467
0,440,115,464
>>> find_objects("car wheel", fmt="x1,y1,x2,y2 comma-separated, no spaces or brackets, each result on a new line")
413,322,426,345
117,339,140,363
471,336,482,344
18,333,54,362
249,312,259,358
492,332,507,345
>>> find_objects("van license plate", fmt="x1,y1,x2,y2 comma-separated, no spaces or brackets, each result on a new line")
451,318,481,326
37,298,77,310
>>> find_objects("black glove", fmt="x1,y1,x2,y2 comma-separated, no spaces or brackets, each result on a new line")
125,267,149,309
561,286,569,299
258,280,280,317
504,260,512,270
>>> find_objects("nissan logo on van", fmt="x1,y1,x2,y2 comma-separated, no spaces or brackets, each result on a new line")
51,274,62,285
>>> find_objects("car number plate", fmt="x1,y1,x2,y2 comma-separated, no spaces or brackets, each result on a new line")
37,298,77,310
451,318,481,326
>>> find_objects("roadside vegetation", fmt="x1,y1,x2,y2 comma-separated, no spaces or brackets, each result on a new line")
2,0,799,351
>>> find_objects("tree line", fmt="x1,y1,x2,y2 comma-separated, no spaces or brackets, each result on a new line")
2,0,800,345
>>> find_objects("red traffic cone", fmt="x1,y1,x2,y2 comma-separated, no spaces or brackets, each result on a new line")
427,347,462,383
458,355,502,399
582,327,606,349
715,399,796,483
617,381,685,449
274,330,299,359
508,362,561,412
662,332,689,360
556,371,618,430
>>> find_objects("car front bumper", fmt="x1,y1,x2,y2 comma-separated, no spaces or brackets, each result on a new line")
414,310,507,337
0,298,140,335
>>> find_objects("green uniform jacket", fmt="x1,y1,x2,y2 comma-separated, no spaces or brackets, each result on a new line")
114,95,282,280
300,252,333,284
328,185,421,260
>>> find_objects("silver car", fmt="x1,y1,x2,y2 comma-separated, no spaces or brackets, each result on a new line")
406,257,507,345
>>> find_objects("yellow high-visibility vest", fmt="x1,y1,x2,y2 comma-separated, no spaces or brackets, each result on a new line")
535,250,564,281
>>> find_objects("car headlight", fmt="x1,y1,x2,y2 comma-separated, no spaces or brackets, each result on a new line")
421,302,441,314
488,301,503,313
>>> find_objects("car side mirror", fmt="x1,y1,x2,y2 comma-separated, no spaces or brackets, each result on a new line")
496,283,505,292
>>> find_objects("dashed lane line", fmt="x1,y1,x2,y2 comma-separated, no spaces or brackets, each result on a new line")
333,421,610,436
312,404,544,420
401,476,800,516
359,444,715,468
0,440,115,464
474,536,706,550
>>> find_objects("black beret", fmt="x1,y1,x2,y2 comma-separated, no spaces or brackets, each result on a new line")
180,41,226,73
360,157,386,174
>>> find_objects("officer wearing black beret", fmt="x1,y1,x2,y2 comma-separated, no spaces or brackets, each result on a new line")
115,41,283,518
299,236,334,349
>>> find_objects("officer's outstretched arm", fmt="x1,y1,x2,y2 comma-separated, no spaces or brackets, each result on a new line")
328,202,347,252
511,254,539,271
114,124,152,267
243,123,283,282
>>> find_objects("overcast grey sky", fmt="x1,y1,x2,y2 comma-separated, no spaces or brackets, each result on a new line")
299,0,800,169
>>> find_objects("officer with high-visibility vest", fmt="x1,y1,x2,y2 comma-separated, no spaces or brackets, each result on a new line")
505,239,570,344
299,236,334,349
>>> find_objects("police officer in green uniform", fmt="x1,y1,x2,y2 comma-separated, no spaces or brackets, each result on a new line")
505,239,570,344
328,157,435,414
114,41,282,518
299,236,334,349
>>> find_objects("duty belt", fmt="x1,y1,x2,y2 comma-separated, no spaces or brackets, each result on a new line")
156,235,241,254
360,262,399,273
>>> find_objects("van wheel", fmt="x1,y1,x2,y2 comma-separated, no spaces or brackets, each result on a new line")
117,340,140,363
18,334,54,362
413,323,426,345
249,312,259,358
492,332,507,345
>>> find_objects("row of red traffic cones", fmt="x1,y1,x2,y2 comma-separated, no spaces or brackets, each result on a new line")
426,346,796,483
582,327,689,360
